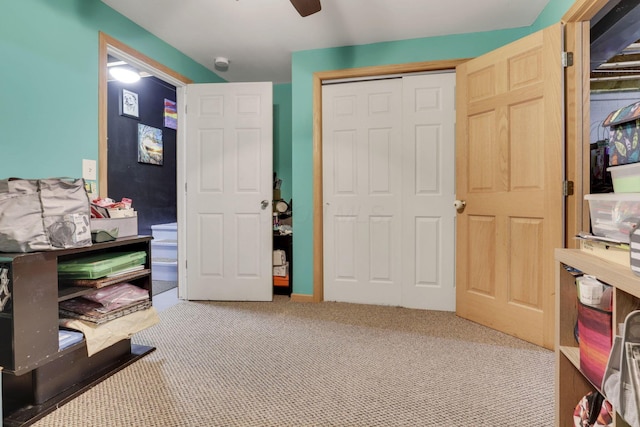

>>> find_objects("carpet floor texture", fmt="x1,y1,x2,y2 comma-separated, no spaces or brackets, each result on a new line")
33,296,554,426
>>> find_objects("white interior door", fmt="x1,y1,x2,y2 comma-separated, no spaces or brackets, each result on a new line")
322,79,403,305
401,73,456,311
322,73,456,310
184,82,273,301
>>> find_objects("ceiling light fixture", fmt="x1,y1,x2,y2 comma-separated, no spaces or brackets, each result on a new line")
109,66,141,83
214,57,230,71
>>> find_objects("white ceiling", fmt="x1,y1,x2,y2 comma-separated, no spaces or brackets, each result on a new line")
101,0,551,84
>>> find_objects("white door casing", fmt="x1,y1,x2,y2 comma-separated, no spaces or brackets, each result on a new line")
322,73,456,310
184,82,273,301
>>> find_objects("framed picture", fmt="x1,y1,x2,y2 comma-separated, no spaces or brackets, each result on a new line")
120,89,139,119
164,99,177,130
138,124,163,165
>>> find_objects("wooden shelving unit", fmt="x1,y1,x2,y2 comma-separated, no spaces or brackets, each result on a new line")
555,248,640,427
0,236,156,427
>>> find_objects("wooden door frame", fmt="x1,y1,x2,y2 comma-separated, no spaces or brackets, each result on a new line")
562,0,611,248
308,60,468,303
98,32,193,296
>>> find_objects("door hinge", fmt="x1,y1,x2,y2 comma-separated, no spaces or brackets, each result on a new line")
562,52,574,68
563,180,574,196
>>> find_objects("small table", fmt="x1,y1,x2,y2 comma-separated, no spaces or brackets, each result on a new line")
273,233,292,296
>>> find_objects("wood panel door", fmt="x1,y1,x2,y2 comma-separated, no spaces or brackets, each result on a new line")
455,23,564,349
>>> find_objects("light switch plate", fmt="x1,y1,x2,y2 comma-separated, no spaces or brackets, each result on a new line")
82,159,97,181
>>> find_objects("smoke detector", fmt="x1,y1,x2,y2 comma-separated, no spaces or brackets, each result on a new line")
214,57,230,71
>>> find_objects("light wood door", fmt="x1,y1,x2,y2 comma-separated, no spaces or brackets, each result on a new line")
455,23,563,350
184,82,273,301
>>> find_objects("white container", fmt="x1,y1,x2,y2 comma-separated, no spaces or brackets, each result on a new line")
577,275,604,306
151,222,177,241
585,193,640,243
152,259,177,281
151,239,177,260
608,163,640,192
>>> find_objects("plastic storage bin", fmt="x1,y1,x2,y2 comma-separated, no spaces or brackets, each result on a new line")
151,259,177,281
151,239,177,260
58,251,147,279
607,163,640,192
585,193,640,243
150,222,177,241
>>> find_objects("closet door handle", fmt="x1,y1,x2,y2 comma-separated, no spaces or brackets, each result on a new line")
454,199,466,213
261,200,269,210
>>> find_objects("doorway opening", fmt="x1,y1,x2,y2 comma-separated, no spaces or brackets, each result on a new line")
98,33,191,300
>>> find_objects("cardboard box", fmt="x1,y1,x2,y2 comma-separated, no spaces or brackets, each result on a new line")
90,216,138,238
579,239,630,267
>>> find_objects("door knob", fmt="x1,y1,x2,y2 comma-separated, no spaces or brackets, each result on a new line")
261,200,269,210
454,199,466,213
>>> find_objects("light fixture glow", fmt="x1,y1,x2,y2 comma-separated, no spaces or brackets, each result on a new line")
109,66,141,83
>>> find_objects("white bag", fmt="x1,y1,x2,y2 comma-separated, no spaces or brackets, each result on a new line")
0,178,92,252
602,310,640,427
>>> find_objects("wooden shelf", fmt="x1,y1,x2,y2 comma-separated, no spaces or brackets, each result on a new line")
555,249,640,299
560,345,580,369
555,248,640,427
58,269,151,302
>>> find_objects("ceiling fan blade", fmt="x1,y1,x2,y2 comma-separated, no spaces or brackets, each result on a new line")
290,0,321,17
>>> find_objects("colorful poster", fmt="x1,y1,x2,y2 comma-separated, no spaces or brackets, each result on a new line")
164,99,177,130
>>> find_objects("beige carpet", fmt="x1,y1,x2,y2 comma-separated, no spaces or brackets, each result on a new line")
33,296,554,426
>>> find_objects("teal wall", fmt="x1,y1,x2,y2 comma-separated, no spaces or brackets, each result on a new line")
531,0,577,31
289,0,577,296
273,84,293,202
0,0,223,179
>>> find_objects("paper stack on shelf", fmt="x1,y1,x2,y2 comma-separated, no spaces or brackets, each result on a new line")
59,283,151,325
576,232,630,267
